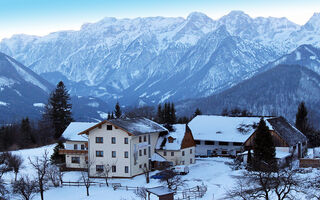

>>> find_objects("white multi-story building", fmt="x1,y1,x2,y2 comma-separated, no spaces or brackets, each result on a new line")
59,122,97,170
154,124,196,167
78,117,168,178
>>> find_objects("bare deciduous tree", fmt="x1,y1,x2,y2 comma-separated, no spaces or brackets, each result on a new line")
134,187,147,200
0,152,11,179
8,154,24,181
142,166,150,184
46,165,61,187
80,160,94,196
226,169,301,200
12,175,39,200
97,164,111,187
159,169,186,191
29,150,50,200
0,178,8,200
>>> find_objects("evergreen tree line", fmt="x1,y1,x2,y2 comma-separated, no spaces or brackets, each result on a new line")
156,103,177,124
0,81,73,151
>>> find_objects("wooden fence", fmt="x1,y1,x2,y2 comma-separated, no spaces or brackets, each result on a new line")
299,158,320,168
175,185,207,200
61,181,139,191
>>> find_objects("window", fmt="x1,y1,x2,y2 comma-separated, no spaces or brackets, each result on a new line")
144,149,147,155
112,165,116,172
96,165,104,172
111,137,116,144
96,151,103,157
190,158,193,164
182,151,185,156
181,161,185,165
139,164,142,168
96,137,103,143
195,140,201,145
190,149,193,154
144,163,147,168
139,150,142,156
143,135,147,142
205,141,215,145
164,151,167,156
125,166,129,173
221,150,228,154
74,144,78,150
139,136,142,143
112,151,116,158
81,144,85,150
71,157,80,164
124,137,128,144
233,142,242,146
219,142,229,146
171,152,174,156
124,151,128,158
107,125,112,130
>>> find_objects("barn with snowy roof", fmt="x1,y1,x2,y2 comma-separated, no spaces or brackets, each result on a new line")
188,115,307,158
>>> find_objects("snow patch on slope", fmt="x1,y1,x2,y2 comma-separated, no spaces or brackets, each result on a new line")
0,101,9,106
6,57,49,93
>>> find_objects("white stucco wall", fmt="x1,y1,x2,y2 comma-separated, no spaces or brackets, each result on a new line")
157,146,195,165
87,122,160,178
195,140,242,156
130,132,159,177
65,154,87,169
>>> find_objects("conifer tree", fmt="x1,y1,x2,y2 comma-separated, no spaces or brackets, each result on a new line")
253,118,276,170
46,81,73,139
295,101,309,134
194,108,202,117
157,104,163,123
50,140,65,164
21,117,34,146
169,103,176,124
114,102,122,118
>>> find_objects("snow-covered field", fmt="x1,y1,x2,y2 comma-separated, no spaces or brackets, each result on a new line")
3,145,318,200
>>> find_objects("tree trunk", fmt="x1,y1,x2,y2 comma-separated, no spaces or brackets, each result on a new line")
86,186,89,196
106,178,109,187
14,172,17,181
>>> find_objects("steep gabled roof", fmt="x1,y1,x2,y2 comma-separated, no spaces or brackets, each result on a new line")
156,124,186,150
78,117,167,136
188,115,273,143
267,117,307,146
63,122,98,141
109,117,168,135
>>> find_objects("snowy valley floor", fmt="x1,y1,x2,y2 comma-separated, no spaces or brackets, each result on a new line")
3,145,317,200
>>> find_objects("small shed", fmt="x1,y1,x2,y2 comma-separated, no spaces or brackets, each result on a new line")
146,186,174,200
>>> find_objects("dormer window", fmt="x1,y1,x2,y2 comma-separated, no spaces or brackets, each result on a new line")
168,137,174,143
107,125,112,130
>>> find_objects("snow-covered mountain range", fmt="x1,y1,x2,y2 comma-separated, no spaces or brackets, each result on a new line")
0,52,110,122
1,11,320,106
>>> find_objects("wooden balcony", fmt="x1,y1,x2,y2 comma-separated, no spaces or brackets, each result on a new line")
59,149,88,155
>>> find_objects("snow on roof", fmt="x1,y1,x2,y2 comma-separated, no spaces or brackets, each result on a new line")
188,115,273,143
63,122,98,141
147,186,175,196
151,153,167,162
275,150,291,159
156,124,186,150
109,117,168,135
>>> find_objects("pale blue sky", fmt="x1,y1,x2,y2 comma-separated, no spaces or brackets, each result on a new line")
0,0,319,40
